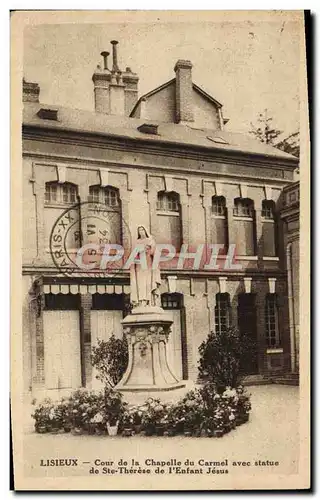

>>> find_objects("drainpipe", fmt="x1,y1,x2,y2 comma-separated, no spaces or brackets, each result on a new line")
286,243,296,372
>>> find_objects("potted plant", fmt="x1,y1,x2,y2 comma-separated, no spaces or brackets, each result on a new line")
103,387,126,436
31,398,54,433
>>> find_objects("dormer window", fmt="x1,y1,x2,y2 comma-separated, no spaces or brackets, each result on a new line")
207,136,229,145
137,123,159,135
37,108,58,121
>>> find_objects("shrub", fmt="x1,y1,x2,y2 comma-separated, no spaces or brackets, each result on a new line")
66,389,104,429
31,398,55,431
103,387,127,425
140,398,170,432
198,326,256,392
91,335,129,387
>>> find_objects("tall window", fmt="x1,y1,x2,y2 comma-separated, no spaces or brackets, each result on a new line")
45,182,78,205
88,186,122,246
261,200,275,219
215,293,231,334
261,200,277,257
233,198,256,256
156,191,182,250
88,186,120,209
211,196,228,252
238,293,258,374
44,182,80,253
265,294,280,348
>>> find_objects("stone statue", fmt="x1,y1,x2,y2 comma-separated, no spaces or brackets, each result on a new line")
129,225,161,307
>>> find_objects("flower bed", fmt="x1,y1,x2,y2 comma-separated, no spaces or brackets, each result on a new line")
31,383,251,438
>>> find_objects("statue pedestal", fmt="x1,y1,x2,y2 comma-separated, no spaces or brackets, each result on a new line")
115,306,187,404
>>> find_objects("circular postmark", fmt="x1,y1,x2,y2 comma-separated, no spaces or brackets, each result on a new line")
49,201,132,277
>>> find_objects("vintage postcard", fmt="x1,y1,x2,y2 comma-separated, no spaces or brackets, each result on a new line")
11,10,310,490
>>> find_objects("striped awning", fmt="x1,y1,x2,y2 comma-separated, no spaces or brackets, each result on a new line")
42,283,130,295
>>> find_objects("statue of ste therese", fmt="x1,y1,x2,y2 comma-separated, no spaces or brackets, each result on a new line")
130,225,161,307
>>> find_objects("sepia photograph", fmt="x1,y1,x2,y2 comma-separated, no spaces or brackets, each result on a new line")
11,10,310,490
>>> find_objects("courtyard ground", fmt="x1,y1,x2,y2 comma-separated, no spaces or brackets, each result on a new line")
20,384,300,488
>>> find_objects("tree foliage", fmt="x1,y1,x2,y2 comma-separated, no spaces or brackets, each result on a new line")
249,109,282,145
198,326,256,392
249,109,300,160
91,335,129,388
276,131,300,159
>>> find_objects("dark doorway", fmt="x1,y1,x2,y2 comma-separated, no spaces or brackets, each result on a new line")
238,293,258,374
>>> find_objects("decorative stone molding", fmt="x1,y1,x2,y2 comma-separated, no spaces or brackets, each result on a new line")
239,183,248,199
99,167,110,187
243,277,252,294
264,185,273,200
268,277,277,294
167,275,177,293
218,277,227,294
164,175,174,192
56,164,67,184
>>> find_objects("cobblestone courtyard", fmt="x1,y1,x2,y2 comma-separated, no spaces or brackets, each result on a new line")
21,385,300,488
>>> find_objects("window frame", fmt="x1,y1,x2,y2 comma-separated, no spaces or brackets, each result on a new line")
261,200,275,221
265,294,281,348
44,182,78,206
215,293,231,335
161,292,182,310
211,196,226,218
233,198,254,219
156,191,180,214
88,185,121,210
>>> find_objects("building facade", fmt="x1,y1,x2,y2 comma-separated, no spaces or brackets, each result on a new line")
22,43,299,399
280,181,300,374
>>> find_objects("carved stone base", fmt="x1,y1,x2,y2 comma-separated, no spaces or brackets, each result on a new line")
115,306,186,399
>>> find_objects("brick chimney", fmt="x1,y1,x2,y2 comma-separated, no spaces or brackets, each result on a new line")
23,78,40,103
92,51,112,113
92,42,138,116
122,67,139,116
174,60,194,124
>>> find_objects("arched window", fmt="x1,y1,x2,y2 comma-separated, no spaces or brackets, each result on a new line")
88,186,120,210
233,197,254,218
265,294,280,347
211,196,226,216
157,191,180,212
211,196,228,252
233,198,256,256
261,200,277,257
156,191,182,250
45,182,78,205
88,186,122,246
215,293,231,334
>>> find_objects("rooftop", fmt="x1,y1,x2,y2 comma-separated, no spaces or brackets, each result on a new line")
23,101,298,162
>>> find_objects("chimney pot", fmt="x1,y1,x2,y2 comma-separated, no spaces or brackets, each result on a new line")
100,51,110,70
111,40,119,72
